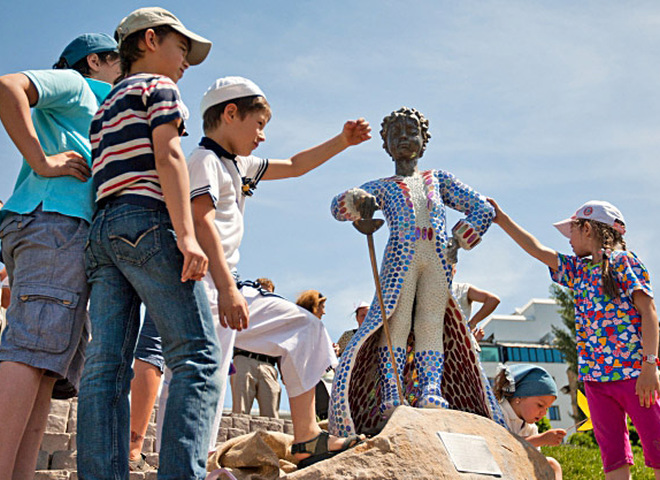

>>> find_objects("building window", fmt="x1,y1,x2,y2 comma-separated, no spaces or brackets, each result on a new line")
548,406,560,421
479,346,500,363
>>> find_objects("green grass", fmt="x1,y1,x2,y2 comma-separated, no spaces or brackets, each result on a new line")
541,445,656,479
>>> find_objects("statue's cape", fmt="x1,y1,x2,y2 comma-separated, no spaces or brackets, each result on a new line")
328,295,506,437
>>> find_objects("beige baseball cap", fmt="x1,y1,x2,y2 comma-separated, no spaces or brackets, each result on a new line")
114,7,212,65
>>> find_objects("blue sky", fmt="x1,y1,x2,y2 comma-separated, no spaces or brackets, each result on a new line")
2,1,660,354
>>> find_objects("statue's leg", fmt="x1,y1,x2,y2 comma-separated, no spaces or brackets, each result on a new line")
377,264,417,413
413,246,450,409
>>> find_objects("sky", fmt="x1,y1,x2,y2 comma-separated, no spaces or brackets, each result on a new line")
2,1,660,406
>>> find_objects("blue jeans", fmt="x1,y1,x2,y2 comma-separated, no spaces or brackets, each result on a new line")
77,203,221,480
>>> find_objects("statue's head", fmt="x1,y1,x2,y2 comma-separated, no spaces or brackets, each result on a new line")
380,107,431,161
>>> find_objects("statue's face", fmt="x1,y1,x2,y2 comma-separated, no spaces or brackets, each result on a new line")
385,116,423,161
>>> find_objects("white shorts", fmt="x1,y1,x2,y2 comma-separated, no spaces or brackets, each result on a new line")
158,279,337,452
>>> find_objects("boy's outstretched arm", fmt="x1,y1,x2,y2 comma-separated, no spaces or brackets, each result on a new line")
0,73,90,181
488,198,559,271
191,194,249,331
262,118,371,180
153,121,208,283
633,290,660,408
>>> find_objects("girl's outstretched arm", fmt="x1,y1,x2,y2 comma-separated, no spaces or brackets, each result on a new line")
633,290,660,408
488,198,559,271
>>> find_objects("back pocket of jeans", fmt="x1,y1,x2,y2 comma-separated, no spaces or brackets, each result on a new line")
8,284,78,353
107,211,161,266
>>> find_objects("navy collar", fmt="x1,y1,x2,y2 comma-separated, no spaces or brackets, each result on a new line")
199,137,236,160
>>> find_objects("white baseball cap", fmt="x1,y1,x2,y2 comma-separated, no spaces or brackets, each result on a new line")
200,76,266,116
553,200,626,238
353,301,370,313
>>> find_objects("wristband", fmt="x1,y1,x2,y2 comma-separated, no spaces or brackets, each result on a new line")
642,354,660,366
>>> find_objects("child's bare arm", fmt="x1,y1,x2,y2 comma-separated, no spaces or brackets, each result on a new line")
488,198,559,271
466,286,500,329
526,429,566,447
633,290,660,408
262,118,371,180
152,121,208,282
0,73,90,182
192,194,249,331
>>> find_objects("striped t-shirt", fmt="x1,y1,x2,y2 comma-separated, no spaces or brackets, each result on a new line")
90,73,189,207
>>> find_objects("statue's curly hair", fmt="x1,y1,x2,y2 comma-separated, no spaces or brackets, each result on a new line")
380,107,431,158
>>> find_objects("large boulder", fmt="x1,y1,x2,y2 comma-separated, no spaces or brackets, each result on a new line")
285,406,553,480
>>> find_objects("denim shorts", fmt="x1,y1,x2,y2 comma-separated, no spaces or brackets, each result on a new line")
135,312,164,372
0,207,90,398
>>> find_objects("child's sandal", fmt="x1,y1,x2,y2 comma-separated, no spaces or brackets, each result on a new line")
291,431,363,469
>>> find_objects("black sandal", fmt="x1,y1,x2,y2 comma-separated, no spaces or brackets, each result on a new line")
292,431,363,469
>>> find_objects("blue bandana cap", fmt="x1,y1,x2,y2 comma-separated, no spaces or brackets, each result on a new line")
501,364,558,398
60,33,118,67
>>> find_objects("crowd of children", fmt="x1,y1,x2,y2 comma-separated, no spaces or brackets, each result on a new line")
0,6,658,480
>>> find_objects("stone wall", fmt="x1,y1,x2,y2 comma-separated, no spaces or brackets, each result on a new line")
34,398,293,479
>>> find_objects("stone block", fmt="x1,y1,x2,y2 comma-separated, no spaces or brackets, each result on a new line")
145,452,159,468
49,399,71,419
40,433,70,454
145,472,158,480
226,427,247,440
216,427,228,443
35,449,50,470
34,471,70,480
70,473,78,480
220,416,232,429
283,422,294,435
67,401,78,433
232,415,250,431
46,412,68,434
51,450,77,470
266,420,283,432
145,421,157,438
69,433,76,450
142,436,154,453
129,473,145,480
249,417,270,432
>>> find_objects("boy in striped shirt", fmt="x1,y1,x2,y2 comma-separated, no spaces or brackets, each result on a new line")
77,8,221,479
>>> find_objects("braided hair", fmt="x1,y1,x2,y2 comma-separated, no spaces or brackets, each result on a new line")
575,218,626,299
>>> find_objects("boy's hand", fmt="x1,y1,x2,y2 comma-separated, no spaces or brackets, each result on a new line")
486,198,504,224
636,364,660,408
341,118,372,147
177,235,209,282
34,151,91,182
541,429,566,446
218,283,249,331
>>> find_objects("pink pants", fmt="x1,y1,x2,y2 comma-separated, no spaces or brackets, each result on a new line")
586,379,660,473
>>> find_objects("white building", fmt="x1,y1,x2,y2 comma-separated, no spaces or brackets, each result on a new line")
479,298,575,432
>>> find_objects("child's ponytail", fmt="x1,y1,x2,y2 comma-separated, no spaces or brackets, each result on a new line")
586,219,626,299
493,365,515,401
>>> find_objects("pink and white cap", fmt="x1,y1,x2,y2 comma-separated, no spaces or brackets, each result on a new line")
553,200,626,238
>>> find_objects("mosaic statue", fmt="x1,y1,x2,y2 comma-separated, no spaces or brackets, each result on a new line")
328,107,505,437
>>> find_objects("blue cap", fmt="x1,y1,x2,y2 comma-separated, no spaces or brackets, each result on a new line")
60,33,118,66
506,364,558,398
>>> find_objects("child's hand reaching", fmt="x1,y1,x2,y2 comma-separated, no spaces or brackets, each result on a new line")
539,428,567,446
486,198,504,224
341,118,372,147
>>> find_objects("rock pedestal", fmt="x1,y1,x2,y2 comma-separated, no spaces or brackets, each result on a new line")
285,406,554,480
